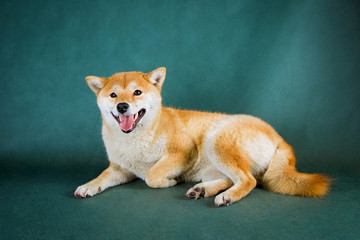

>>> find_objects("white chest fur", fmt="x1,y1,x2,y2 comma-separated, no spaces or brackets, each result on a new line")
102,126,167,180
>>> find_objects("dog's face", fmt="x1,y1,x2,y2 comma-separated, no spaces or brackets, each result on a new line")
86,67,166,133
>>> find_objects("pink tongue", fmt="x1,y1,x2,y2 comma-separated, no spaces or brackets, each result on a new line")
119,114,135,131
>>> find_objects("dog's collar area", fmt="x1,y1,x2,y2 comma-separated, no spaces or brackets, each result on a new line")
111,109,146,133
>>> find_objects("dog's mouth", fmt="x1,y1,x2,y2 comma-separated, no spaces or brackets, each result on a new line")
112,109,146,133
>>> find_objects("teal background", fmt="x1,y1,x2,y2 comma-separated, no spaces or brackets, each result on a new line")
0,0,359,239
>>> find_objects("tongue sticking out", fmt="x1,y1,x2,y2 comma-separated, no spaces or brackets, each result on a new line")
119,114,136,132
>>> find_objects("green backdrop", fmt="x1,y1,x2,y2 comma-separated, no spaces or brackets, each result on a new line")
1,0,359,239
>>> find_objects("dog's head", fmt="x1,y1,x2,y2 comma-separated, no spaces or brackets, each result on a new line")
86,67,166,134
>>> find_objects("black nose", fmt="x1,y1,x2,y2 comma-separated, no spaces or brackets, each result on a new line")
117,102,129,114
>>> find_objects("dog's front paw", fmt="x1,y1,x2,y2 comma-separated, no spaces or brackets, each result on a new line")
145,177,177,188
74,183,102,198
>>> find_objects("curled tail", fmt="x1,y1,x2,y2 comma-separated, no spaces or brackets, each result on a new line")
262,141,331,197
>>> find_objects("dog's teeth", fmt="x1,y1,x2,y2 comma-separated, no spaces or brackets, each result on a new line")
119,116,122,122
134,113,138,119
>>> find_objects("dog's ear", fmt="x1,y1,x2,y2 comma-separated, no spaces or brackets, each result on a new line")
85,76,107,95
145,67,166,90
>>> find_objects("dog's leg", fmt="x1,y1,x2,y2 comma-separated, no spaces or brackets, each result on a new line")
186,179,234,199
145,136,196,188
145,150,193,188
186,167,233,199
74,162,135,198
205,127,257,207
145,153,185,188
212,145,257,206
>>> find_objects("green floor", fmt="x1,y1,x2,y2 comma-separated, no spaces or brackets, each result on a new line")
1,160,359,240
1,0,360,239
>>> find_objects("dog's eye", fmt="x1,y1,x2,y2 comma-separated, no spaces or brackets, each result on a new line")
110,92,117,98
134,90,142,96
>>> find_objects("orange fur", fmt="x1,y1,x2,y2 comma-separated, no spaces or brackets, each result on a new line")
261,141,331,197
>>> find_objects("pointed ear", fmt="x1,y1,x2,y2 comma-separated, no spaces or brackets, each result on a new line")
145,67,166,90
85,76,107,94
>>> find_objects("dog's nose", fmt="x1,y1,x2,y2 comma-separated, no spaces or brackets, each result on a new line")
117,102,129,114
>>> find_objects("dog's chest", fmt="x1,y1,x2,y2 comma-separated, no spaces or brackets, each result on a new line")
103,130,167,179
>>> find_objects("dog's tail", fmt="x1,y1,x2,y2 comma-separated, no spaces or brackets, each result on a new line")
262,141,331,197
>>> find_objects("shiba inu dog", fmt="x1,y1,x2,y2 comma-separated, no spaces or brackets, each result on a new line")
74,67,331,206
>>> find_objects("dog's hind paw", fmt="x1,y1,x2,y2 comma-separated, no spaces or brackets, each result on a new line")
186,186,205,200
214,192,234,207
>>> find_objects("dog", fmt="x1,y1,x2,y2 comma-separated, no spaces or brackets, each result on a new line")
74,67,331,206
